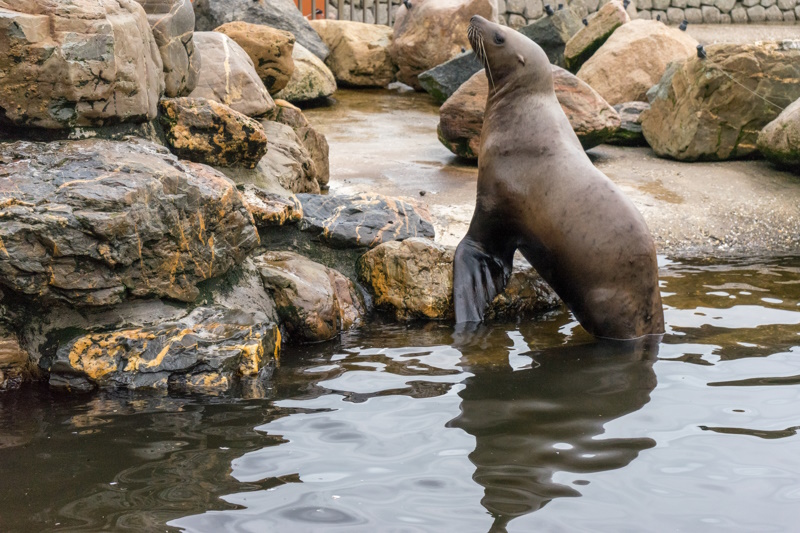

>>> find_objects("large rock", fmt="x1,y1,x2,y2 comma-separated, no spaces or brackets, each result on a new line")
576,19,698,105
519,6,584,67
0,0,164,129
219,120,321,194
0,326,32,391
389,0,498,90
255,251,364,343
357,238,560,321
297,193,436,249
189,32,274,117
192,0,329,60
160,97,268,168
214,21,296,95
265,100,331,188
134,0,200,97
0,139,259,306
564,0,630,72
758,97,800,169
273,43,337,104
240,185,303,227
418,51,484,105
310,19,395,88
642,41,800,161
48,306,279,393
438,66,621,159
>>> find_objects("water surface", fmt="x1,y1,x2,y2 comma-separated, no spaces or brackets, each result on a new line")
2,257,800,532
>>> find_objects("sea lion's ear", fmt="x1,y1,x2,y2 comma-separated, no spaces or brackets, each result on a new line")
517,53,526,66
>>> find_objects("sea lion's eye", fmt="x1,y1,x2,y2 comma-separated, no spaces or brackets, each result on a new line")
494,33,505,45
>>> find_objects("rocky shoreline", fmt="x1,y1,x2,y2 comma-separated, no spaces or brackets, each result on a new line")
1,0,799,394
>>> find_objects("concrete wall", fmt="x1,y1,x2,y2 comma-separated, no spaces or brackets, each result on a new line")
326,0,800,26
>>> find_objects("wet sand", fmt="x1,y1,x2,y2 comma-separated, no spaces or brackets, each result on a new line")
305,37,800,258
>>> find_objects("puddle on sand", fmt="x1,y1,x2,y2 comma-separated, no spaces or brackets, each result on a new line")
2,257,800,532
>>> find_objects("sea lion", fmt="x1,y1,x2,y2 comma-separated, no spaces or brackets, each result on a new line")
453,15,664,340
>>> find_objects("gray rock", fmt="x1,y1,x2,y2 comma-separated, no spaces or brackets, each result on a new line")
418,52,484,104
296,193,436,249
742,0,760,5
642,42,800,161
687,0,701,7
255,251,364,343
273,43,338,104
0,0,164,129
608,101,650,145
134,0,200,97
761,0,777,7
638,0,654,8
668,7,686,21
702,5,721,21
49,306,279,393
765,4,784,19
219,120,320,194
784,10,797,21
757,97,800,169
0,138,259,306
653,0,671,9
731,6,749,21
685,7,704,21
778,0,795,8
672,0,687,8
638,10,653,18
747,5,767,20
190,32,274,117
720,13,732,22
714,0,736,11
519,6,584,67
192,0,329,60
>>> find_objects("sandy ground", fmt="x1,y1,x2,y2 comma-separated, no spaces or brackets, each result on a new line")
304,26,800,258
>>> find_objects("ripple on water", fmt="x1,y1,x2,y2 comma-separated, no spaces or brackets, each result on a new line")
3,258,800,532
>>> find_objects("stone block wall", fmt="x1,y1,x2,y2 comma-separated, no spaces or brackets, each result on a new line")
326,0,800,25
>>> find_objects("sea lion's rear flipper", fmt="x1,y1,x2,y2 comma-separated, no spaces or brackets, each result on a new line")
454,238,510,323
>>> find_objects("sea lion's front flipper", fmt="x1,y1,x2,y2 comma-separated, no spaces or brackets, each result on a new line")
454,237,510,323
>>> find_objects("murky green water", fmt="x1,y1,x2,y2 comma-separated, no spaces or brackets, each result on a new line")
2,256,800,532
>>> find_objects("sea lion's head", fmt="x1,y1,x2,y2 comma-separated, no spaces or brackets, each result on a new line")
468,15,553,95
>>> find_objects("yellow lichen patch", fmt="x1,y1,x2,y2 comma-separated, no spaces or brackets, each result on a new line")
236,338,265,376
274,328,282,363
68,335,118,381
187,372,229,394
123,328,195,372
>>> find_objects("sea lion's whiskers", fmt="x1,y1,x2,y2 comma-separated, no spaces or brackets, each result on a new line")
480,38,496,92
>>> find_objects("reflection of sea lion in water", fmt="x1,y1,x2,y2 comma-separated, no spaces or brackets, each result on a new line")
453,16,664,339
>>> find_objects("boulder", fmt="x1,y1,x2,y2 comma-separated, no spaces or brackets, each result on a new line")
642,41,800,161
134,0,200,97
357,238,561,321
296,193,436,249
576,19,698,105
48,306,279,393
159,97,268,168
240,185,304,227
0,139,259,306
0,0,164,129
357,238,454,320
418,51,484,105
254,251,364,343
310,20,395,88
564,0,630,72
608,101,650,146
219,120,321,194
438,66,620,159
265,100,331,188
389,0,498,89
757,97,800,169
273,43,338,104
0,326,32,391
214,21,296,95
189,32,274,117
519,6,585,67
192,0,329,60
